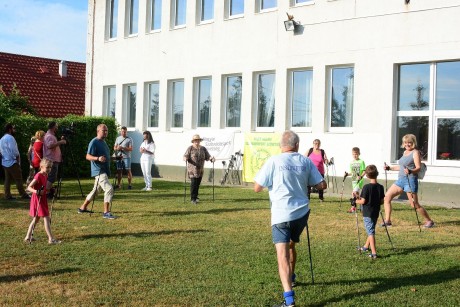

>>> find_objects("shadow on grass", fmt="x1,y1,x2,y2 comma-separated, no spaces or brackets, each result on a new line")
159,207,265,216
310,266,460,306
0,267,80,284
0,200,29,210
389,243,460,257
76,229,209,240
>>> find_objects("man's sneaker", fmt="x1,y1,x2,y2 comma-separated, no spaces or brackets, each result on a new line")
195,197,200,203
347,207,356,213
128,185,132,190
78,208,94,214
191,200,197,205
141,187,147,191
103,212,117,219
424,221,435,228
380,221,392,227
273,301,295,307
368,254,378,259
146,188,152,191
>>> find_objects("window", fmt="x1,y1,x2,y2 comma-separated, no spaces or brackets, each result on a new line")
294,0,313,5
259,0,277,11
107,0,118,39
199,0,214,22
290,70,313,128
149,0,162,31
225,75,242,127
125,84,137,127
257,73,276,128
328,66,354,128
396,61,460,164
196,78,212,127
227,0,244,17
127,0,139,35
171,80,184,128
173,0,187,27
147,82,160,127
105,86,116,118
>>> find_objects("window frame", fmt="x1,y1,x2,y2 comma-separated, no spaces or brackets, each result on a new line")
124,84,137,128
197,0,214,24
257,0,277,13
146,81,160,129
326,65,355,133
288,68,313,132
223,74,242,128
106,0,118,40
255,71,276,131
171,0,187,29
291,0,314,7
169,79,185,129
147,0,162,32
104,85,117,118
195,77,212,128
126,0,139,36
224,0,244,19
395,61,460,166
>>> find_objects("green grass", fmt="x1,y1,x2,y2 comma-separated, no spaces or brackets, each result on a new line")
1,178,459,306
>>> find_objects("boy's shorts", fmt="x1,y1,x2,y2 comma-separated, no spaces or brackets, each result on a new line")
116,158,131,170
272,210,310,244
363,216,377,236
394,176,418,193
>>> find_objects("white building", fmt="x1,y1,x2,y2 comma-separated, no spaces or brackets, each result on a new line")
86,0,460,202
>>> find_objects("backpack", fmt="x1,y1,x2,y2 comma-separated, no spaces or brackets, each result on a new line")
418,163,427,180
307,148,325,162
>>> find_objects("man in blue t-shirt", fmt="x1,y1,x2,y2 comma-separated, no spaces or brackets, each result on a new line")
78,124,116,219
254,130,326,307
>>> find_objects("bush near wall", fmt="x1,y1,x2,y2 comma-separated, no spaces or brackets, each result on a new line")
1,115,118,179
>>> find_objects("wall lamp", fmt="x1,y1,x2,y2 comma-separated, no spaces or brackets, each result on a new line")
284,13,300,31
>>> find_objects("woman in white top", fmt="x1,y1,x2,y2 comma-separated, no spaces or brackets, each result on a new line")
139,131,155,191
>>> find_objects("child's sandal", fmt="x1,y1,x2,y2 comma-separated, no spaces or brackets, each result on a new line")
357,246,369,252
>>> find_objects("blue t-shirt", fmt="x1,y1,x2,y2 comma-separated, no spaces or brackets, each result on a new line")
254,152,324,225
87,137,111,177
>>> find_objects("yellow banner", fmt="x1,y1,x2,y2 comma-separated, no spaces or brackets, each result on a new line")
243,133,281,182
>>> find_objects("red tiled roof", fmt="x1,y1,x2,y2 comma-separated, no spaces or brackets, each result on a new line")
0,52,85,118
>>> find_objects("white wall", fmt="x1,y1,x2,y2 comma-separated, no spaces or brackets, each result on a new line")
86,0,460,184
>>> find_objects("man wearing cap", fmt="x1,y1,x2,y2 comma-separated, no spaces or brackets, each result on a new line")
183,134,215,204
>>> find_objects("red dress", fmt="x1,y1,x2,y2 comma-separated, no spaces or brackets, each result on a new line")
29,172,49,217
32,141,43,169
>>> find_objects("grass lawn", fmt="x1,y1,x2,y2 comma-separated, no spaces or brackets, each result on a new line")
1,178,459,306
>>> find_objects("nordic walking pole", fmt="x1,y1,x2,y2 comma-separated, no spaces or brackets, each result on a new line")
212,160,215,201
339,172,348,208
380,211,394,250
305,222,314,285
384,162,388,191
406,170,422,232
184,161,187,204
30,186,44,244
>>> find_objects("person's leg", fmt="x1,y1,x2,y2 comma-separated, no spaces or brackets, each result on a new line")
46,162,59,191
146,159,152,189
289,241,297,286
319,174,325,200
368,235,376,255
116,169,122,187
80,177,99,210
140,159,147,188
383,184,403,223
99,173,114,213
3,166,12,198
275,242,293,292
25,217,39,240
407,192,433,223
43,216,54,241
10,163,27,196
195,176,203,199
127,170,132,186
190,177,198,201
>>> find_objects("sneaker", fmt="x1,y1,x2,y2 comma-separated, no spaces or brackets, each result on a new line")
49,239,62,245
368,254,377,259
191,200,197,205
380,221,392,227
424,221,435,228
146,188,152,191
78,208,94,214
291,273,297,287
128,185,132,190
347,207,356,213
195,197,200,203
273,301,295,307
103,212,117,219
141,187,147,191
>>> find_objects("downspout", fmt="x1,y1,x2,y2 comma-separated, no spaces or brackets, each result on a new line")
89,0,96,116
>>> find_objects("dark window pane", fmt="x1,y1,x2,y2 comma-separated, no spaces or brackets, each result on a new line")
437,118,460,160
396,116,429,160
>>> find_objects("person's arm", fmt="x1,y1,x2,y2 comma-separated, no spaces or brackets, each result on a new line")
27,178,44,196
355,196,366,205
86,153,106,163
323,151,329,165
407,150,421,175
254,182,264,193
46,135,66,149
313,180,327,191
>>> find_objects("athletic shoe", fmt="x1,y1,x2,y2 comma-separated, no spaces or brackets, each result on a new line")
191,200,197,205
195,197,200,203
273,301,295,307
49,239,62,245
128,185,132,190
141,187,147,191
103,212,117,219
424,221,435,228
368,254,377,259
78,208,94,214
347,207,356,213
380,221,392,227
146,188,152,191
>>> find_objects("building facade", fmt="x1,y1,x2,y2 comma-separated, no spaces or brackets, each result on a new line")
86,0,460,202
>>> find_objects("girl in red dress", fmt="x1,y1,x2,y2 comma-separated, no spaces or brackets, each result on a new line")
24,158,61,244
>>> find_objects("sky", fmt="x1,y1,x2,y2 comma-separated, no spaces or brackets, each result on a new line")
0,0,88,63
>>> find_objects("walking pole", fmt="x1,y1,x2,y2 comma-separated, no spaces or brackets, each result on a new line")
184,161,187,204
406,171,422,232
305,222,314,285
384,162,388,191
380,211,394,250
212,160,215,201
30,186,44,244
339,172,348,208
